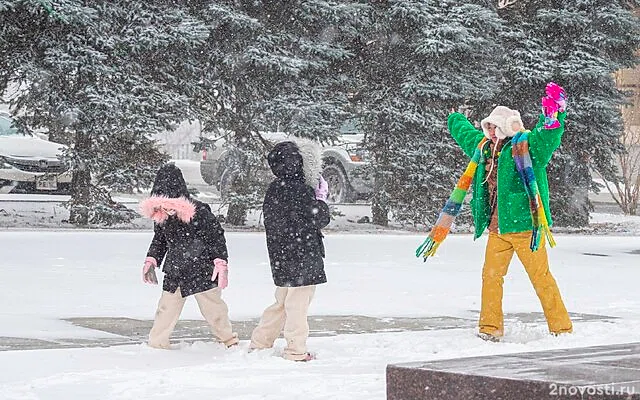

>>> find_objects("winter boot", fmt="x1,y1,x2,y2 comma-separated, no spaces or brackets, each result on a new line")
294,352,315,362
477,332,501,343
285,352,315,362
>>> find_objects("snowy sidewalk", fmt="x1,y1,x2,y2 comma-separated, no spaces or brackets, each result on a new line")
0,312,616,351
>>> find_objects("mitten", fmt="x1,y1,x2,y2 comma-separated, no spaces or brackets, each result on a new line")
315,175,329,202
542,82,567,129
212,258,228,289
546,82,566,112
142,257,158,285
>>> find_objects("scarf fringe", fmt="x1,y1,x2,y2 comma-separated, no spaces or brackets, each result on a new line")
530,225,556,252
416,237,441,260
416,138,487,261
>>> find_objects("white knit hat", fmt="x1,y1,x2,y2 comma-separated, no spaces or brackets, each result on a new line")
480,106,524,140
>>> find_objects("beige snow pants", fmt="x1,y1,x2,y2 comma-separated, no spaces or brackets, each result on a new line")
148,287,238,349
250,285,316,361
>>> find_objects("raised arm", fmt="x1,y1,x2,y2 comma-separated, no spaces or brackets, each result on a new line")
448,112,485,158
528,82,568,166
528,111,567,166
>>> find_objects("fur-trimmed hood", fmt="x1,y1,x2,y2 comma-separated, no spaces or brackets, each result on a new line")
267,137,322,187
139,195,196,224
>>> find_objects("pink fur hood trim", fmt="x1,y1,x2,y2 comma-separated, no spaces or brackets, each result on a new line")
139,196,196,224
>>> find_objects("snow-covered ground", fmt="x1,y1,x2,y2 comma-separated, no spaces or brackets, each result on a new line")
1,160,639,399
0,231,639,399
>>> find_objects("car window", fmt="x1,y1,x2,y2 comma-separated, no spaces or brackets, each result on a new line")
0,115,31,137
339,118,362,135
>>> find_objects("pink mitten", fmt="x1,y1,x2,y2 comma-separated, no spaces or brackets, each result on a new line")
541,96,560,129
212,258,228,289
541,82,567,129
315,175,329,202
546,82,567,112
142,257,158,284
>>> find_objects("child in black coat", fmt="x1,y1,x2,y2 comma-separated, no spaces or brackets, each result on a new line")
139,163,238,349
250,139,330,361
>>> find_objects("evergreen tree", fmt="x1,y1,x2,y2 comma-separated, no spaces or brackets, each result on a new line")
185,1,366,225
0,0,208,225
494,0,640,227
348,0,504,226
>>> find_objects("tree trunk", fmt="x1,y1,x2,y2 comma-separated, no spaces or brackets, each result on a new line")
47,119,72,146
371,171,388,226
226,201,247,226
372,116,390,227
69,132,91,226
548,159,590,227
47,123,64,145
224,128,251,226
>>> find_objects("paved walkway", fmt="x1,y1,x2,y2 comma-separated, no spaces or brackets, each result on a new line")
0,312,614,351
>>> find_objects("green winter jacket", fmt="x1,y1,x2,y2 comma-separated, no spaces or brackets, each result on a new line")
447,111,567,239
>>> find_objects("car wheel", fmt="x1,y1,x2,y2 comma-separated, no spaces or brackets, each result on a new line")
322,163,353,204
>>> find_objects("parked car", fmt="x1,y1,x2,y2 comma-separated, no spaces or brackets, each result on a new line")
0,112,72,194
200,128,372,203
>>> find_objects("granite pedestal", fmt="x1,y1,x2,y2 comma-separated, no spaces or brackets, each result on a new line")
387,342,640,399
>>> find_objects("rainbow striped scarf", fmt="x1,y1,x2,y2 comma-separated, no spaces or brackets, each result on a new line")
511,130,556,251
416,138,487,261
416,132,556,261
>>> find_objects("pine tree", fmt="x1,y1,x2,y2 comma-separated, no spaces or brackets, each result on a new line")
0,0,209,225
494,0,640,227
348,0,505,226
186,1,366,225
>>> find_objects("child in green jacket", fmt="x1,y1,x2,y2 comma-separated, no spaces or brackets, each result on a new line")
417,82,573,341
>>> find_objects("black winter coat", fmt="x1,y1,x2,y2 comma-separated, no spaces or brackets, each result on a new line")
144,163,228,297
264,141,331,287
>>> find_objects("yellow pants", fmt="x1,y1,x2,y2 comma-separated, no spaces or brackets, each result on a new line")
479,232,573,336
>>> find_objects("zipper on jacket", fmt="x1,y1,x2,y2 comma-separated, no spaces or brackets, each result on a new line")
495,141,511,235
496,159,500,235
479,140,491,237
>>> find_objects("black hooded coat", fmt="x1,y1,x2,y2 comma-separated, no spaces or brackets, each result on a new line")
145,163,228,297
263,141,331,287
